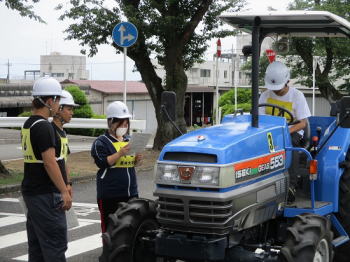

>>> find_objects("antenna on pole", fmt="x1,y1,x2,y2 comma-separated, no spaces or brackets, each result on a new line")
6,59,12,83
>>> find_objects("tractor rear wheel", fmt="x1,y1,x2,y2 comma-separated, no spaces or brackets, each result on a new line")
280,213,333,262
334,163,350,262
100,198,158,262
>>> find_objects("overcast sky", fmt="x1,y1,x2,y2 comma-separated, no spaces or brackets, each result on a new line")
0,0,292,81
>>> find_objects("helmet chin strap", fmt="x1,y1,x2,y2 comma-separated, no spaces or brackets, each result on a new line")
53,114,66,125
37,97,56,117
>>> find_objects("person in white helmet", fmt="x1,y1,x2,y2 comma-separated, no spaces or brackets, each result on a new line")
91,101,143,236
259,61,311,146
52,90,79,198
21,77,72,262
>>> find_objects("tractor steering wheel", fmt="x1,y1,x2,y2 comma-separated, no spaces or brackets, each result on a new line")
258,103,294,125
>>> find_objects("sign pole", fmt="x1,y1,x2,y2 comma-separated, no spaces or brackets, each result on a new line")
216,55,219,124
312,56,317,116
123,47,127,104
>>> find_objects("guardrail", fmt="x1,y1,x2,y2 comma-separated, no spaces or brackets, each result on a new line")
0,117,146,131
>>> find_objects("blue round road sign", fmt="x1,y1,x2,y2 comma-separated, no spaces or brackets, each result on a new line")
112,22,138,48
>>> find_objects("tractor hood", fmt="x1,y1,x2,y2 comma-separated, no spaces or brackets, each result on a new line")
159,115,291,165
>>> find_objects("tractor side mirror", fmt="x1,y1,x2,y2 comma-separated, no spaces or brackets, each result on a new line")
330,102,339,116
161,91,176,122
242,45,252,57
339,96,350,128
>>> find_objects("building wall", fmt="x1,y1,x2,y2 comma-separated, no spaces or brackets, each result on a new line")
40,52,89,81
88,92,157,134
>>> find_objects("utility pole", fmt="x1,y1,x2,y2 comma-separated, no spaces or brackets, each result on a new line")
6,59,11,83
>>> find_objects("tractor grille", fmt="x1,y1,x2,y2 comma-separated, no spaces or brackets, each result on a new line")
189,200,233,223
158,197,185,221
158,197,233,225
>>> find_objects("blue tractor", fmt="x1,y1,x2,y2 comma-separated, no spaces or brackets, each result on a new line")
101,11,350,262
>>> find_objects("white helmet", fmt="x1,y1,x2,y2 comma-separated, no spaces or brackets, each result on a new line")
60,90,79,107
106,101,132,119
264,61,290,90
32,76,65,97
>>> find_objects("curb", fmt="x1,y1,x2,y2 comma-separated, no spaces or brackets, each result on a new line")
0,167,154,195
0,175,97,195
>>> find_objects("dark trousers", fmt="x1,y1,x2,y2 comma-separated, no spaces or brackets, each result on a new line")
23,193,67,262
97,196,138,233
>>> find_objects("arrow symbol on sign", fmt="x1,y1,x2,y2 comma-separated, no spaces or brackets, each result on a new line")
118,25,135,45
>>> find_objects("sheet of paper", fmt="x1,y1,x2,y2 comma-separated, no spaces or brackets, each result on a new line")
128,133,151,154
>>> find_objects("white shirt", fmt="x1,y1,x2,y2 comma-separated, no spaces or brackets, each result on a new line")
259,86,311,135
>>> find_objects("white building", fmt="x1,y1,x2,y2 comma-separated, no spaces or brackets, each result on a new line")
40,52,89,81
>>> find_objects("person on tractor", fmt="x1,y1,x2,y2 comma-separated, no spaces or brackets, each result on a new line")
259,61,311,147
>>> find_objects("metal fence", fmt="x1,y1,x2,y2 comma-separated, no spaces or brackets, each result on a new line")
0,117,146,131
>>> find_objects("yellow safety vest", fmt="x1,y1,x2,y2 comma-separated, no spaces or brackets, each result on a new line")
21,119,68,163
112,141,135,168
59,135,69,162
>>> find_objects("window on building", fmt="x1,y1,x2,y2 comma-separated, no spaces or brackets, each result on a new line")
68,73,74,79
51,73,64,77
224,70,227,78
200,69,211,77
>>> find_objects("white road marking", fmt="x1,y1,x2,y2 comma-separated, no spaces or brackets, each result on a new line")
1,198,103,260
0,216,26,227
13,233,102,261
0,198,20,202
0,221,93,250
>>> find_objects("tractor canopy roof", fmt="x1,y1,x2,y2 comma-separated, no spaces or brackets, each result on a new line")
219,11,350,38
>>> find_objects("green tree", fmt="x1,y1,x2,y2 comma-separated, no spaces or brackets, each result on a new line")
57,0,245,149
1,0,44,22
286,0,350,101
219,88,251,116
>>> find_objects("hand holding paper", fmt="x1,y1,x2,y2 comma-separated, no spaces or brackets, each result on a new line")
128,133,151,154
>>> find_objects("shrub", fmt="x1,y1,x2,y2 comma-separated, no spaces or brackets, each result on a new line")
63,85,96,136
65,85,87,104
219,88,252,117
18,111,32,117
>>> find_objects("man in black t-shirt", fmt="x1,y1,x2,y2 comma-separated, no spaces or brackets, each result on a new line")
21,77,72,262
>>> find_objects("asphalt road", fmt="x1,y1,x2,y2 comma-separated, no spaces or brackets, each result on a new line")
0,169,156,262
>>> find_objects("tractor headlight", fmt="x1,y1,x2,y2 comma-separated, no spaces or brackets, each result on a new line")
156,164,179,183
192,166,220,186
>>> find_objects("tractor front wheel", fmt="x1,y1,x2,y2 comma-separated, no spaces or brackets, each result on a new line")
100,198,159,262
280,213,333,262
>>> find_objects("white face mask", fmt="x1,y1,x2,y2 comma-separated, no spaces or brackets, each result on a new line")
116,127,128,137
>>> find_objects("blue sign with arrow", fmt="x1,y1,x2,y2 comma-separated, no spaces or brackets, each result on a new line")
112,22,138,48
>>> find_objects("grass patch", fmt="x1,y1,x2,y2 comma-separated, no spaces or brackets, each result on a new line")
0,172,23,186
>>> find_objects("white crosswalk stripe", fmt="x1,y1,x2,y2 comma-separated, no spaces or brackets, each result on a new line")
0,197,102,261
14,234,102,261
0,216,26,227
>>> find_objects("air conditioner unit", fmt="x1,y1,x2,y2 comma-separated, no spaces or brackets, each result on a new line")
273,38,289,54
